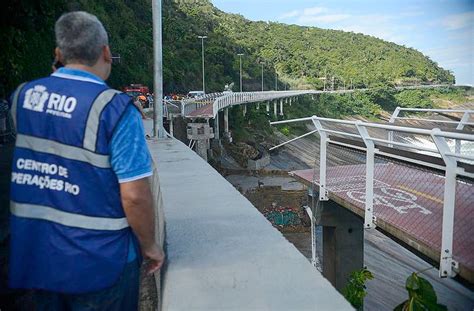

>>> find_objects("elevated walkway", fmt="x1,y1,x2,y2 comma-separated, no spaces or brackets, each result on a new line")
145,132,351,310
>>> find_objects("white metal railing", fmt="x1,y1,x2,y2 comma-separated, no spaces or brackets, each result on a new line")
388,107,473,153
389,107,474,130
270,115,474,279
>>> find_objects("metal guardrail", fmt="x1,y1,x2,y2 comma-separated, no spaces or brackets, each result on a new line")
270,116,473,279
389,107,474,130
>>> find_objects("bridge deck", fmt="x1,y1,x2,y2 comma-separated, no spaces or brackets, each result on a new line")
290,163,474,282
187,103,213,118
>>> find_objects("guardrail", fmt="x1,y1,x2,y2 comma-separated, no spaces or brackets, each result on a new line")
270,116,473,279
211,90,344,118
389,107,474,130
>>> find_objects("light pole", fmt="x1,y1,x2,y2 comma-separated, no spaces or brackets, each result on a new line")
237,53,244,92
152,0,164,138
260,62,264,91
198,35,207,94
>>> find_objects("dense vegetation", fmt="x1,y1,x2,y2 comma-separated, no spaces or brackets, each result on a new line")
1,0,455,98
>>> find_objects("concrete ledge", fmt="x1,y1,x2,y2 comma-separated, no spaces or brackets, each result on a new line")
147,136,352,310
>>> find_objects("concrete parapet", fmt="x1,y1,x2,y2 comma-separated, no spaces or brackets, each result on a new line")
143,119,352,310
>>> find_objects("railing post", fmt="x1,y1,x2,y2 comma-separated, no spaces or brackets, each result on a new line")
431,128,459,278
455,112,470,153
456,111,470,130
388,107,401,148
311,116,329,201
355,121,376,229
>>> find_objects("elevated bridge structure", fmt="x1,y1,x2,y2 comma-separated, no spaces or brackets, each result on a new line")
270,108,474,282
171,84,454,141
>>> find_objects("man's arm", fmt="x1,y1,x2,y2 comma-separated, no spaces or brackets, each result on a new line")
120,177,164,274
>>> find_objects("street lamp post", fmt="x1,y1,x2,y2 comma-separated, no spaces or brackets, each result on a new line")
237,53,244,92
198,35,207,94
152,0,164,138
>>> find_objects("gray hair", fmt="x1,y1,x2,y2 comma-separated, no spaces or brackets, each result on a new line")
55,11,109,66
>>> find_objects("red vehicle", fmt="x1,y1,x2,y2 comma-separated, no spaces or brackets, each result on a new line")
123,84,150,107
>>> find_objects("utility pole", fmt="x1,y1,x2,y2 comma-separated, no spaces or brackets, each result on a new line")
198,35,207,94
237,53,244,92
152,0,164,138
261,62,264,91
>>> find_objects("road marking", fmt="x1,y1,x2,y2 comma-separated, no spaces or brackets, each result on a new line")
396,185,444,205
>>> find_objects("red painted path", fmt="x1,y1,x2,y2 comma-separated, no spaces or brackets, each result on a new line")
291,162,474,282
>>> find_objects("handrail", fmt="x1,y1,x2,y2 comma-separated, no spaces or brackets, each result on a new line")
270,115,474,279
389,107,474,130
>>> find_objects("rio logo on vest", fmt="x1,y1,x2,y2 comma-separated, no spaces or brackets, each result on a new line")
23,85,77,119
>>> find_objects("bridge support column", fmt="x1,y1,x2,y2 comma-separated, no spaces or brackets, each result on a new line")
243,104,247,116
312,196,364,292
214,112,220,140
273,101,277,116
257,103,260,109
279,99,284,116
289,97,292,106
266,102,270,112
224,108,229,133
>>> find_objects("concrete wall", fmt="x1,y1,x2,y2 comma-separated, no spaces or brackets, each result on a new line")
143,128,352,310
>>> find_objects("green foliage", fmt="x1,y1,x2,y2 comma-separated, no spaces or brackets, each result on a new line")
0,0,455,97
395,90,433,109
394,272,447,311
279,125,290,136
343,268,374,310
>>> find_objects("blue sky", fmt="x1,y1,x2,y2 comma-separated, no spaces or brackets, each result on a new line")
211,0,473,86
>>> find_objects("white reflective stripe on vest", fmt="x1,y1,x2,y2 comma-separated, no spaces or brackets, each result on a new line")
83,89,121,152
11,202,129,231
16,134,111,168
10,82,27,130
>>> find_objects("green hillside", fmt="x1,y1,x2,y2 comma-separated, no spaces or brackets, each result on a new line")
0,0,455,96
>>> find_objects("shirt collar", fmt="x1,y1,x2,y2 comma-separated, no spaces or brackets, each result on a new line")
52,67,106,85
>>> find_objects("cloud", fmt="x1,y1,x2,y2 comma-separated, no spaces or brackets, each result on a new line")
302,6,328,16
299,14,351,24
280,10,300,19
442,11,474,30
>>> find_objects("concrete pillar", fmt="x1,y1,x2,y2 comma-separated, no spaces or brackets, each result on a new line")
196,140,208,161
273,101,277,116
289,97,292,106
224,108,229,133
214,113,220,140
279,99,284,116
243,104,247,116
257,103,260,110
266,102,270,112
313,196,364,292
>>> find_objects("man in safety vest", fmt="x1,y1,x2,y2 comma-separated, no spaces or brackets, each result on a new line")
8,11,164,310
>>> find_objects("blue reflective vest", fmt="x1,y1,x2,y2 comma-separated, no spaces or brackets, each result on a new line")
9,73,134,293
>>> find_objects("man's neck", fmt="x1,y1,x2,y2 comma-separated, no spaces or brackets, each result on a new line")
65,64,105,80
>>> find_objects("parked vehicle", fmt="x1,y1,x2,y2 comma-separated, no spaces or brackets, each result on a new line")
186,91,205,99
123,84,150,107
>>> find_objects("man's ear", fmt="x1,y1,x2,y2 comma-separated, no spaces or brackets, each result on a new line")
103,46,112,64
55,47,63,63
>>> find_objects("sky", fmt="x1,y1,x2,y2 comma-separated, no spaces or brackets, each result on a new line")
211,0,473,86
